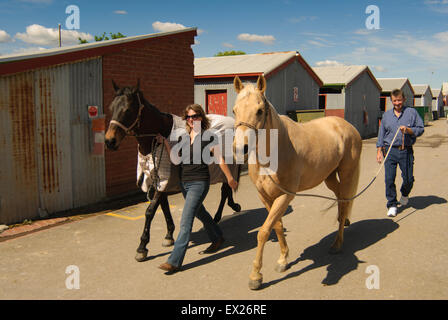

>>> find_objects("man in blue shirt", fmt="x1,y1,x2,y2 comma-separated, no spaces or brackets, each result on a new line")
376,89,424,217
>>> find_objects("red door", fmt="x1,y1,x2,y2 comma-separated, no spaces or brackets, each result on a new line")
206,90,227,115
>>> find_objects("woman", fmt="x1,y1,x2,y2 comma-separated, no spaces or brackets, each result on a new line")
156,104,238,273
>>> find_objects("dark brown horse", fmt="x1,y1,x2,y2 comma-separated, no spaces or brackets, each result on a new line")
105,80,241,261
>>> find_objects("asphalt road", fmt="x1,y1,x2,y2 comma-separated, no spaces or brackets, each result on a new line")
0,119,447,300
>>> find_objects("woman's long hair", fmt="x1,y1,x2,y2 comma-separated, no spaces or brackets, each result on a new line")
183,104,210,133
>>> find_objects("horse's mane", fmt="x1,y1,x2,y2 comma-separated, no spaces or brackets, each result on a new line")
110,87,164,117
236,83,258,101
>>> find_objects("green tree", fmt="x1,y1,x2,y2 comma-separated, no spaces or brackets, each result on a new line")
78,32,126,44
214,50,246,57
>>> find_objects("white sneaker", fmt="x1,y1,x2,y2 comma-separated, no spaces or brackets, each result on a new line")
399,196,409,206
387,207,397,217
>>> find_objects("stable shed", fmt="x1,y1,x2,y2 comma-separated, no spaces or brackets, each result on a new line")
194,51,323,116
377,78,415,110
414,84,434,120
0,28,196,224
312,65,381,138
431,89,444,118
443,82,448,109
413,84,432,107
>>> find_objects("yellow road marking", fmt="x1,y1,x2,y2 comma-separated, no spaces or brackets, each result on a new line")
105,213,144,221
105,205,179,220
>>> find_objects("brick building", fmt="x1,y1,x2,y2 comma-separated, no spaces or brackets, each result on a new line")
0,28,196,224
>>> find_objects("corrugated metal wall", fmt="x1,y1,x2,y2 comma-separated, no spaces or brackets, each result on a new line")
266,60,320,114
0,58,105,225
0,72,40,224
194,60,320,117
345,71,380,139
324,92,345,110
69,58,105,208
194,80,255,116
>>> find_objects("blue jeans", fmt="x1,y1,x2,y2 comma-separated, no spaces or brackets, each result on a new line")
167,180,223,268
384,147,415,208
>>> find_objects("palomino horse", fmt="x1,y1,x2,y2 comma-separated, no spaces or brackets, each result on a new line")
232,75,362,290
105,80,241,262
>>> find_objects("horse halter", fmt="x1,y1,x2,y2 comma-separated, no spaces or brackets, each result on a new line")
234,95,269,133
108,93,148,137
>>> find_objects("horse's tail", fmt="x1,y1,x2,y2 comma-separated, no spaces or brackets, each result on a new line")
320,157,361,215
236,164,242,183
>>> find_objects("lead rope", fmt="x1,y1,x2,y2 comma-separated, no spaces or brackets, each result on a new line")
265,126,403,203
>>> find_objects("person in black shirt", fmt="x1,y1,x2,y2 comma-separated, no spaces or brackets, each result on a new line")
157,104,238,273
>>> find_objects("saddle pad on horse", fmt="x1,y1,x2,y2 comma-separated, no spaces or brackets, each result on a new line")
137,114,239,193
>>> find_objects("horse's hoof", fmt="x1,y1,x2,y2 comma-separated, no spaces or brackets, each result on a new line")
162,238,174,247
213,215,222,223
248,278,263,290
275,264,288,273
344,219,351,227
233,204,241,212
135,250,148,262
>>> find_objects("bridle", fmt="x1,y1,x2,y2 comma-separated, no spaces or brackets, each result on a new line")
234,95,269,133
108,92,156,138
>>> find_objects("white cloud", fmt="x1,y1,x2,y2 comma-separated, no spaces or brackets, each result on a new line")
288,16,318,24
373,65,387,72
114,10,128,15
307,37,334,48
15,24,93,46
424,0,448,13
13,46,48,54
222,42,234,48
352,28,381,35
331,29,448,79
0,30,12,43
434,31,448,42
315,60,345,67
152,21,188,33
237,33,275,45
300,31,331,37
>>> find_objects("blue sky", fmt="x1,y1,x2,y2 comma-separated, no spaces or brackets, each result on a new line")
1,0,448,90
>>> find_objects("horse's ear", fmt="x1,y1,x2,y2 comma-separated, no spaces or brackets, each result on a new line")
234,76,244,93
135,78,140,91
256,75,266,94
112,80,120,92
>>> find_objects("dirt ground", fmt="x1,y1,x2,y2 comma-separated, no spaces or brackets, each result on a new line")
0,119,447,300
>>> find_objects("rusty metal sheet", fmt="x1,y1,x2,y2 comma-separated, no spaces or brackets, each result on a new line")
0,57,105,225
0,72,40,224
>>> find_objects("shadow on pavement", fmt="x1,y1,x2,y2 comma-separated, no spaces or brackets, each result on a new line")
407,195,447,210
396,195,447,221
260,218,399,289
177,206,293,271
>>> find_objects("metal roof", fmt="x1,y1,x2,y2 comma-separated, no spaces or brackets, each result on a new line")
431,89,441,96
0,27,197,64
195,51,297,77
312,65,381,90
376,78,415,95
312,65,366,85
412,84,431,95
194,51,322,86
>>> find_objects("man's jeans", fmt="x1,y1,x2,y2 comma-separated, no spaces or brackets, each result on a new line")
384,147,415,208
167,180,223,268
